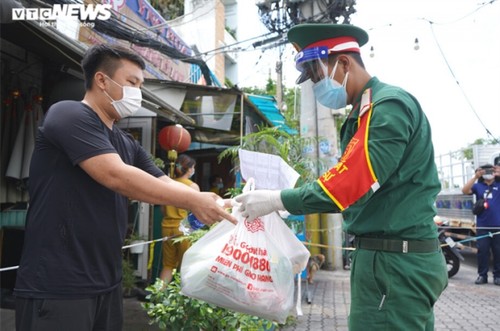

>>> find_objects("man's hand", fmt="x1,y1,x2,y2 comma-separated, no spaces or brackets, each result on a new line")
495,165,500,177
234,190,285,221
190,192,237,225
475,167,485,179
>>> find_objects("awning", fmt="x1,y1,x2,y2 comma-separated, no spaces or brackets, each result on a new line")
143,80,281,145
144,79,242,131
247,95,297,134
0,20,85,72
1,18,287,142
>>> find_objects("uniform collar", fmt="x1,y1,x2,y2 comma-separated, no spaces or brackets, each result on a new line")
348,77,379,119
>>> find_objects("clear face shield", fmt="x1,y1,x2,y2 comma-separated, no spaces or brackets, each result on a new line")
294,46,331,84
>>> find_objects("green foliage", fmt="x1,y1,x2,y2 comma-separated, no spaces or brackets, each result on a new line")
124,233,147,245
282,86,300,130
122,258,137,294
224,186,243,198
142,226,295,330
150,154,165,170
149,0,184,20
241,78,275,95
452,138,500,161
241,79,300,130
225,77,235,88
225,26,237,39
122,232,146,295
142,272,278,331
458,148,472,161
265,78,276,96
218,125,319,186
171,228,210,245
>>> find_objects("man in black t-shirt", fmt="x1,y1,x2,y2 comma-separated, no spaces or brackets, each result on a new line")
14,44,236,331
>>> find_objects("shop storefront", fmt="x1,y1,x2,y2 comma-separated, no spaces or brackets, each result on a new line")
0,1,281,290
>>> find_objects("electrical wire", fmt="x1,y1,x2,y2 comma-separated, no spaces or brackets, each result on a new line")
416,0,499,143
427,21,498,143
363,0,498,32
233,51,266,87
83,0,281,77
142,2,217,31
39,0,215,84
197,32,278,57
90,16,214,85
42,0,282,69
363,0,500,143
424,0,498,26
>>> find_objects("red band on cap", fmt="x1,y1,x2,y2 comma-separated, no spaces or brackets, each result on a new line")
305,36,360,53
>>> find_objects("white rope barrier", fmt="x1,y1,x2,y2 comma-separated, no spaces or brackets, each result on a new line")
0,235,172,273
2,229,500,273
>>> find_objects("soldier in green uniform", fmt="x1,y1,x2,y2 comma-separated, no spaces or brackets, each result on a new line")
235,23,448,330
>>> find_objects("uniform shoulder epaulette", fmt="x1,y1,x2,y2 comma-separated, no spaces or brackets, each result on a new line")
359,88,372,117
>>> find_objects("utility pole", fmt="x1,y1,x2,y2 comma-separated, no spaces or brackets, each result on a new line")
255,0,357,110
276,49,283,112
255,1,289,110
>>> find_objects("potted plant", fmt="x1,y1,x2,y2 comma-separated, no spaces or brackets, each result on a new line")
125,233,147,254
122,257,138,297
142,227,296,330
218,126,319,186
122,232,147,296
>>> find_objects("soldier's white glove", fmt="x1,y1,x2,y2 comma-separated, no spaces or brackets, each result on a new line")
234,190,285,221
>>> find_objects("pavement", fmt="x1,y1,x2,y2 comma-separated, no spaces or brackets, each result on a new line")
2,260,500,330
281,264,500,331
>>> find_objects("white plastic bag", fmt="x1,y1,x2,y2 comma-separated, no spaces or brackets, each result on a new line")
266,213,310,274
181,180,310,323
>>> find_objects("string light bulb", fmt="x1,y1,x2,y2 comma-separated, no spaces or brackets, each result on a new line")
414,38,420,51
370,45,374,58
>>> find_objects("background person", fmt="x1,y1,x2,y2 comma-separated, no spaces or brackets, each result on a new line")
209,174,224,195
462,164,500,285
14,44,235,331
234,23,448,330
160,154,200,283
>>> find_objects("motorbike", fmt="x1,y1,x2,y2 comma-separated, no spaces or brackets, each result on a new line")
435,218,464,278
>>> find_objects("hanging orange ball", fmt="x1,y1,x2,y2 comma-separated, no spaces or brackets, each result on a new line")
158,125,191,152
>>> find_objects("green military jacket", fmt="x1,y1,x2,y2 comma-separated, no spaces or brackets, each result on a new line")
281,77,440,239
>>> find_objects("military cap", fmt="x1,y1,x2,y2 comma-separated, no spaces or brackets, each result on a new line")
287,23,369,54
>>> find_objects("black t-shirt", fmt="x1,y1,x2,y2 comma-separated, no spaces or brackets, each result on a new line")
14,100,164,299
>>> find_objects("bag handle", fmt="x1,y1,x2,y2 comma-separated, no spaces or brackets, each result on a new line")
242,177,255,193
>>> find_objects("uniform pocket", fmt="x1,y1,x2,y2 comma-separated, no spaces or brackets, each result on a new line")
349,249,390,331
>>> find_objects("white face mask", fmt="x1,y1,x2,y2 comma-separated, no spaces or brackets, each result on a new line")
103,76,142,119
483,174,494,180
312,61,349,110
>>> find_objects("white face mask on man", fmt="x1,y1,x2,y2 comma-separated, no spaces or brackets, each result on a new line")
483,174,495,180
103,76,142,119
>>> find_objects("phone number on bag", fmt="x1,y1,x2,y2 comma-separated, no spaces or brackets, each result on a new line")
221,243,270,272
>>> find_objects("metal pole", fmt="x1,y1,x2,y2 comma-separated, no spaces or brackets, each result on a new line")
276,57,283,112
240,93,244,146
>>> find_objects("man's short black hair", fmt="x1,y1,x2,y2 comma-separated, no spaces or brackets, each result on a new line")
81,44,146,90
480,164,494,170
